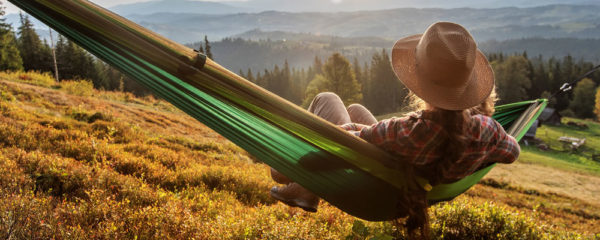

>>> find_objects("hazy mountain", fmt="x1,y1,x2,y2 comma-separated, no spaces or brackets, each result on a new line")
226,0,600,12
124,4,600,43
6,2,599,72
479,38,600,62
9,3,600,44
233,29,391,48
105,0,600,14
111,0,248,15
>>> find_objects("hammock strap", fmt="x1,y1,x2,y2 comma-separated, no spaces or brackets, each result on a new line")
550,64,600,99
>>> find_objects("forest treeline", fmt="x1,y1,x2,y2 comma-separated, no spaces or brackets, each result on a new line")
240,50,600,119
1,6,599,120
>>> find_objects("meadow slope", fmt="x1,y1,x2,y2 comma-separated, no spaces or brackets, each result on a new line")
0,73,599,239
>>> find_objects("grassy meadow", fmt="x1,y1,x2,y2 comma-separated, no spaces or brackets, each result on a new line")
522,118,600,175
0,71,599,239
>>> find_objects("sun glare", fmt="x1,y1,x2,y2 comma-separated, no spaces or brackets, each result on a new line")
331,0,343,4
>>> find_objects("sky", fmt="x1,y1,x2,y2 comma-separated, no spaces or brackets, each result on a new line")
3,0,244,13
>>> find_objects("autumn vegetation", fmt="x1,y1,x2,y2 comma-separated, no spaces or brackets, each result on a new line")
2,2,600,239
0,71,598,239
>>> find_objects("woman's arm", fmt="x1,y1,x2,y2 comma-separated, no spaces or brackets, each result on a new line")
487,120,521,164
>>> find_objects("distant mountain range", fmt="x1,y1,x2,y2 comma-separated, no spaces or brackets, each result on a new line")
119,4,600,43
5,2,599,71
225,0,600,13
8,3,600,43
108,0,600,15
110,0,248,15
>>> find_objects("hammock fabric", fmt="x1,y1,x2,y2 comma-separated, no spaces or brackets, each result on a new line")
10,0,548,221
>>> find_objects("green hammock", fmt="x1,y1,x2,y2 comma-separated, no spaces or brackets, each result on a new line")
10,0,547,221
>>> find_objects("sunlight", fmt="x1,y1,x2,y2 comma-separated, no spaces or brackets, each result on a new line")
331,0,343,4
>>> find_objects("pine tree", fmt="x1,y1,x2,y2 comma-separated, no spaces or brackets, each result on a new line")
527,55,547,98
55,36,98,81
282,60,292,100
289,67,306,104
569,78,597,119
548,57,570,111
246,68,255,83
255,71,263,86
493,55,532,104
366,49,405,114
17,13,51,72
323,53,362,104
204,35,213,59
362,61,369,85
0,2,23,71
312,56,323,76
352,57,363,88
302,53,362,107
595,87,600,121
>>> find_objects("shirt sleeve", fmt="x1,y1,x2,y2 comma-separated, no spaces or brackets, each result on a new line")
354,117,413,153
354,119,392,146
487,120,521,164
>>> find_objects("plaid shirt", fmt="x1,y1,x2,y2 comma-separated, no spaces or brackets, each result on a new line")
341,111,520,182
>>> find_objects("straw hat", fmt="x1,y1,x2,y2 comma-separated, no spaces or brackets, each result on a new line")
391,22,494,110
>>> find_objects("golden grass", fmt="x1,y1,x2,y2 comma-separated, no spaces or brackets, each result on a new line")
0,71,56,88
0,76,599,239
59,80,95,97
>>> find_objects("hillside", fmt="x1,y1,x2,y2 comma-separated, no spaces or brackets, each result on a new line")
123,5,600,43
0,73,599,238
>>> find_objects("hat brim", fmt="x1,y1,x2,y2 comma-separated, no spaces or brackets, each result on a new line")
391,34,495,111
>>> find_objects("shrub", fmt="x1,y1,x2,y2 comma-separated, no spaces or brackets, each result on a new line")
123,143,190,170
89,120,142,144
0,149,33,192
0,71,56,87
67,106,113,123
68,106,94,122
59,80,94,97
0,85,15,102
0,190,57,239
560,109,576,118
430,199,546,239
88,112,113,123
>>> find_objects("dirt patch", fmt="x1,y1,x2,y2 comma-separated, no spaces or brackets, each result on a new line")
486,161,600,204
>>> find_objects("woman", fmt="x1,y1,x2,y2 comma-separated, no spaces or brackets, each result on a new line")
270,22,520,237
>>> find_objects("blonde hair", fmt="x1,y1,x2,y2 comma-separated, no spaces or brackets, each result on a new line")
407,87,498,116
470,87,498,117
